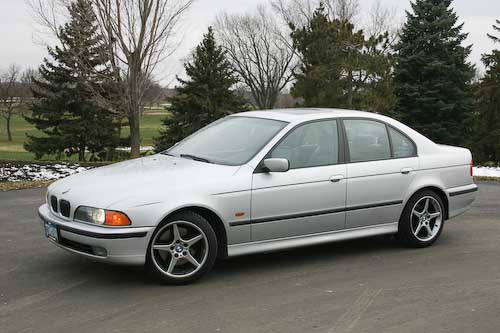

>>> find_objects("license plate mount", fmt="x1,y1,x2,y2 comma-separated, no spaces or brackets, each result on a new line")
44,221,59,242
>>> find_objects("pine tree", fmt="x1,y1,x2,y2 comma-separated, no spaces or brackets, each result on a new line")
154,27,246,151
360,33,397,117
394,0,475,145
290,4,393,111
290,5,345,107
25,0,118,161
473,20,500,163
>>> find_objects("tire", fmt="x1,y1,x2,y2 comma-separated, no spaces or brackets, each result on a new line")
146,211,218,284
397,190,445,248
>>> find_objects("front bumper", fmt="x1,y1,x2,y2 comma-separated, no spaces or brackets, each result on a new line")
38,204,154,265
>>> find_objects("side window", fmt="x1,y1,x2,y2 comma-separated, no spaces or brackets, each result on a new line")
269,120,339,169
344,119,391,162
389,127,417,158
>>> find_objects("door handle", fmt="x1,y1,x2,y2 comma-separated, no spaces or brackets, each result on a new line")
401,167,413,174
330,175,344,182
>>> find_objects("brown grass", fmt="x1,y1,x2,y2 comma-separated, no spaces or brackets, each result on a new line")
0,180,54,191
474,176,500,182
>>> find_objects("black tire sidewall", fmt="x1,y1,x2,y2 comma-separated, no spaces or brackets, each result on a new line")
146,211,218,284
398,190,445,248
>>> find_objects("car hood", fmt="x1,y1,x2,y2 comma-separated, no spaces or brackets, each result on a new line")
49,154,243,208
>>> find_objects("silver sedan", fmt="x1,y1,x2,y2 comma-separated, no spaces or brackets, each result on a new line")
39,109,478,284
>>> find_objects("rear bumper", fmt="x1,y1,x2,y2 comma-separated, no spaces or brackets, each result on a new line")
447,184,478,219
38,204,154,265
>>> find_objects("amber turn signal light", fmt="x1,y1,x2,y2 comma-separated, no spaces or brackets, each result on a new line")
104,210,132,226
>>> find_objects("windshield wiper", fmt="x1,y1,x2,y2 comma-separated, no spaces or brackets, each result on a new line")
180,154,213,164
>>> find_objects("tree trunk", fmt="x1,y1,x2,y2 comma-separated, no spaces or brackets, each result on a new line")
347,70,353,108
79,142,86,161
128,56,142,159
268,91,279,110
128,111,141,158
6,116,12,141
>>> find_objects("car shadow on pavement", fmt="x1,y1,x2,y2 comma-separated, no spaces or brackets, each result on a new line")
56,233,455,286
208,226,460,286
213,236,400,273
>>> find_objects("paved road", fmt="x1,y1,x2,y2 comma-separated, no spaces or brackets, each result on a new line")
1,182,499,333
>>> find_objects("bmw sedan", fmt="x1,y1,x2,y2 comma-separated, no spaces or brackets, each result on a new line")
39,109,478,284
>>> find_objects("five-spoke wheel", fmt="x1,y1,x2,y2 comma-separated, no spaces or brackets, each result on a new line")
146,212,217,284
410,196,442,241
398,190,445,247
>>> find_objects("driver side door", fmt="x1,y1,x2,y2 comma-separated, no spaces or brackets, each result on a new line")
250,119,347,241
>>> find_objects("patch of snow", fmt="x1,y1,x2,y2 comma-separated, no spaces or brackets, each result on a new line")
115,146,155,152
473,166,500,178
0,163,91,182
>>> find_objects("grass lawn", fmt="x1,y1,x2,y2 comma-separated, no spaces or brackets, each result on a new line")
0,112,168,161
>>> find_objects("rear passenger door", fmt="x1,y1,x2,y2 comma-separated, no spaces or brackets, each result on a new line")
342,118,419,229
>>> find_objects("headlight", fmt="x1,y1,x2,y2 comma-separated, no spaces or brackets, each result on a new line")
74,206,131,226
74,206,106,224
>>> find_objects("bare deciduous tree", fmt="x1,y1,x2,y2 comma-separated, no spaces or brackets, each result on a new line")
215,5,297,110
271,0,360,30
0,65,33,141
272,0,398,43
28,0,193,157
364,0,399,48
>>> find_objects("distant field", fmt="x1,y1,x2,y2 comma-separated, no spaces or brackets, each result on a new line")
0,112,169,161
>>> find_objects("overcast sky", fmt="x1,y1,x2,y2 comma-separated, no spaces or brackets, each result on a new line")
1,0,499,86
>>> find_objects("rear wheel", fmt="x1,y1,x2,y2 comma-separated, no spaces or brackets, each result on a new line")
398,190,445,248
146,211,217,284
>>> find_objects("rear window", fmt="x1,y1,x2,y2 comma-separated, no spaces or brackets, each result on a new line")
389,127,417,158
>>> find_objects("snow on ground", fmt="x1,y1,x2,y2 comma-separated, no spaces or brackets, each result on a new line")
0,163,91,182
115,146,155,152
473,166,500,178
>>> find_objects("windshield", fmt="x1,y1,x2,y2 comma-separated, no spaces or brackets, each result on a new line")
165,116,288,166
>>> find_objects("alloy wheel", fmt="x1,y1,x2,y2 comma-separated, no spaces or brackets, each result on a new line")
410,196,443,242
150,221,209,278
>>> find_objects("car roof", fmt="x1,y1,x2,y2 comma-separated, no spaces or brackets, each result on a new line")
231,108,382,123
231,107,440,155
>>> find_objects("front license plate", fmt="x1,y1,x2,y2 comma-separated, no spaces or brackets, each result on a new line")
44,221,59,242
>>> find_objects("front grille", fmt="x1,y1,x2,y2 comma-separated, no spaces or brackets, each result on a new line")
59,199,71,218
50,195,58,213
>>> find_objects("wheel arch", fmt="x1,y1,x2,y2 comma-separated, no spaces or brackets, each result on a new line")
161,206,228,259
405,186,449,220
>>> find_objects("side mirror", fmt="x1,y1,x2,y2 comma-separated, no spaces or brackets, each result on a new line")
263,158,290,173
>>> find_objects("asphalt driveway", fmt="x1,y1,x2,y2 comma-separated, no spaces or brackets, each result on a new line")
1,182,499,332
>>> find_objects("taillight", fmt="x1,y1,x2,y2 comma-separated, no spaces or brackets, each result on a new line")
470,159,473,177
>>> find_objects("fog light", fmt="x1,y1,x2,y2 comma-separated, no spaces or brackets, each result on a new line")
92,246,107,257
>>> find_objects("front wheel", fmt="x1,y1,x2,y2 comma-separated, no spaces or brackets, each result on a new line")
397,190,445,248
146,211,218,284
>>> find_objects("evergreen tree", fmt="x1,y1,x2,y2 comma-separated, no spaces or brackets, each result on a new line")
360,33,397,117
394,0,475,145
290,6,345,107
290,4,393,111
25,0,118,161
473,20,500,163
154,27,246,151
